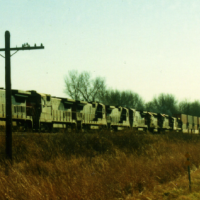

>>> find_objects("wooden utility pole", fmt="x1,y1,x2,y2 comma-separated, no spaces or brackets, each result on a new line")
0,30,44,163
5,31,12,162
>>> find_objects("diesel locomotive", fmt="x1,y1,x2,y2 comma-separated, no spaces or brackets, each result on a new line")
0,88,198,133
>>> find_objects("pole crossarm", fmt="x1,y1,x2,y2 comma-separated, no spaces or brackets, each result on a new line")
0,46,44,51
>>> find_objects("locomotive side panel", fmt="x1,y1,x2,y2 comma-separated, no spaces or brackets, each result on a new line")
108,107,130,130
0,89,33,129
81,102,107,130
129,109,147,131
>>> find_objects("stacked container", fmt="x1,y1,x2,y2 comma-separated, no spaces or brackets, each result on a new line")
193,116,199,134
175,114,188,133
187,115,193,133
198,117,200,134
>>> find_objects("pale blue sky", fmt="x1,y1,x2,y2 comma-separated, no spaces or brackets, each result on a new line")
0,0,200,102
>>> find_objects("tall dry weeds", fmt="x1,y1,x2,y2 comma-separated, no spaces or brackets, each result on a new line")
0,130,199,199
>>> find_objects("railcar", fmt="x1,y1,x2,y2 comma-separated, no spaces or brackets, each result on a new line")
187,115,193,133
157,114,171,132
106,106,130,131
0,88,33,130
174,114,188,133
169,117,182,132
142,112,159,132
1,87,200,134
80,102,107,131
129,109,148,131
26,90,87,132
198,118,200,134
193,116,199,134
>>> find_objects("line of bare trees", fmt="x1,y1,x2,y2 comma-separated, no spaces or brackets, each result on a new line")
64,70,200,117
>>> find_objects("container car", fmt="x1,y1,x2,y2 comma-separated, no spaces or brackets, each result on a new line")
193,116,199,134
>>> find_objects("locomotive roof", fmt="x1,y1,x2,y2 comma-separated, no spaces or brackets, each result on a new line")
38,93,50,97
17,90,31,95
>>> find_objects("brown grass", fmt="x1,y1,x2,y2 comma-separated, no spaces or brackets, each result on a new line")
0,130,199,199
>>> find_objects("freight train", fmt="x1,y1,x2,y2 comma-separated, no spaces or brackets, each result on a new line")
0,88,199,133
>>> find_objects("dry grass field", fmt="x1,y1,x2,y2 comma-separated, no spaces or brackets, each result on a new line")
0,130,199,199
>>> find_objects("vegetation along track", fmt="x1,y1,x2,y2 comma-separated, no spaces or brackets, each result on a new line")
0,130,199,199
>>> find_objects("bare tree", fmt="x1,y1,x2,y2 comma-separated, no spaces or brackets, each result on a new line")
179,100,200,116
178,100,191,115
64,71,81,100
64,70,106,102
145,101,156,112
145,93,178,116
189,101,200,116
101,89,145,110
